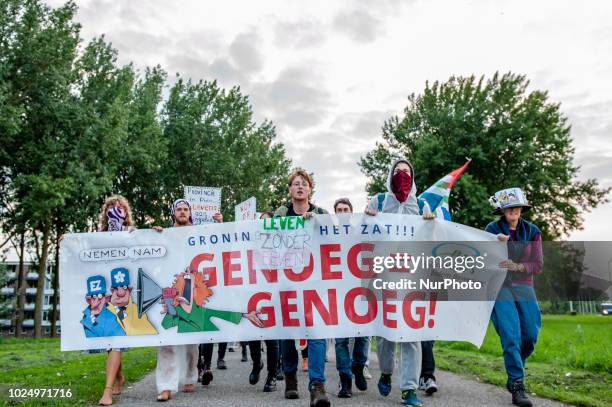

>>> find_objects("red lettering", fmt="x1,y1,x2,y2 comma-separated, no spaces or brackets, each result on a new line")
344,287,377,324
189,253,217,287
402,291,426,329
280,291,300,327
247,292,275,327
320,244,342,280
222,251,242,286
382,290,397,328
247,250,256,284
247,250,278,284
283,255,314,282
303,289,338,326
347,243,375,279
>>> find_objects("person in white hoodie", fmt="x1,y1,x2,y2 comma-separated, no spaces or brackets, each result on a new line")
365,159,434,407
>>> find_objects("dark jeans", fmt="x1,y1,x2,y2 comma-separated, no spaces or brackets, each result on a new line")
198,342,228,368
248,340,279,376
335,337,369,376
420,340,436,380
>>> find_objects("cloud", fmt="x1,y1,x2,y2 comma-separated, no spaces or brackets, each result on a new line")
331,110,394,143
289,110,394,208
274,20,326,48
332,10,383,43
209,57,248,85
106,30,172,61
229,31,264,73
164,30,265,87
575,153,612,187
250,66,332,130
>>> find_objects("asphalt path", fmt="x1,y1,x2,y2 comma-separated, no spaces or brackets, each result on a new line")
112,344,569,407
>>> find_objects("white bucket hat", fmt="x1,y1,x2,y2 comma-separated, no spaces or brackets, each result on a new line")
489,187,532,214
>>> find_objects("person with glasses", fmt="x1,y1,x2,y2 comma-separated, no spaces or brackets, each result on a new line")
274,169,330,407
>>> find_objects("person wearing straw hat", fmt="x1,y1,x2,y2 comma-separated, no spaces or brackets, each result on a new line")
486,187,543,407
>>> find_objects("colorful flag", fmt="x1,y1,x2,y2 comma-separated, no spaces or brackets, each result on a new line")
418,159,471,220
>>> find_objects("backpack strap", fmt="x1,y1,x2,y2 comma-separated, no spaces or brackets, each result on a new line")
377,193,386,212
274,205,289,218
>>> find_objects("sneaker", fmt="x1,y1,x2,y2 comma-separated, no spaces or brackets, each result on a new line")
263,374,277,392
510,380,532,407
363,365,372,380
275,367,284,381
419,377,438,395
401,389,423,406
302,358,309,372
217,359,227,370
377,373,392,397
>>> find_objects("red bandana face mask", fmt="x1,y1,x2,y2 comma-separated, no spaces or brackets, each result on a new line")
391,171,412,203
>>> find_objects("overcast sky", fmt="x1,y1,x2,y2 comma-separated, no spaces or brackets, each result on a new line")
47,0,612,240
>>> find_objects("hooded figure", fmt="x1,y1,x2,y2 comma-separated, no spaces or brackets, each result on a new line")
365,158,424,406
367,159,420,215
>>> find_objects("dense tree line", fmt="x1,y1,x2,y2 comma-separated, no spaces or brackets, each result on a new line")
0,0,291,337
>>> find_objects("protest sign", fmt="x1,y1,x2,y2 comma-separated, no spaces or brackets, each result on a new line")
184,186,221,224
59,214,507,351
235,197,257,221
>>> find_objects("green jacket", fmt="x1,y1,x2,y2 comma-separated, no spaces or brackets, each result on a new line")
162,304,243,333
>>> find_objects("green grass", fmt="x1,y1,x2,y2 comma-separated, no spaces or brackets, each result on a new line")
436,315,612,407
0,338,156,406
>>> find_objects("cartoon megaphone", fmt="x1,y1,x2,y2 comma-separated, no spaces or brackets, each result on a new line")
136,268,163,318
136,268,178,318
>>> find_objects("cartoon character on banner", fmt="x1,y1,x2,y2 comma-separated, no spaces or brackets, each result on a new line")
80,275,126,338
106,267,157,336
159,267,264,333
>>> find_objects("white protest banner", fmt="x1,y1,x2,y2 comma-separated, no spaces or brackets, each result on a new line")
184,186,221,224
59,214,507,351
235,197,257,221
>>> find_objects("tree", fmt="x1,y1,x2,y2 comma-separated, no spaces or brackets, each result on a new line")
1,0,135,336
115,66,169,226
1,0,82,338
0,0,292,338
162,78,290,222
360,72,610,239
